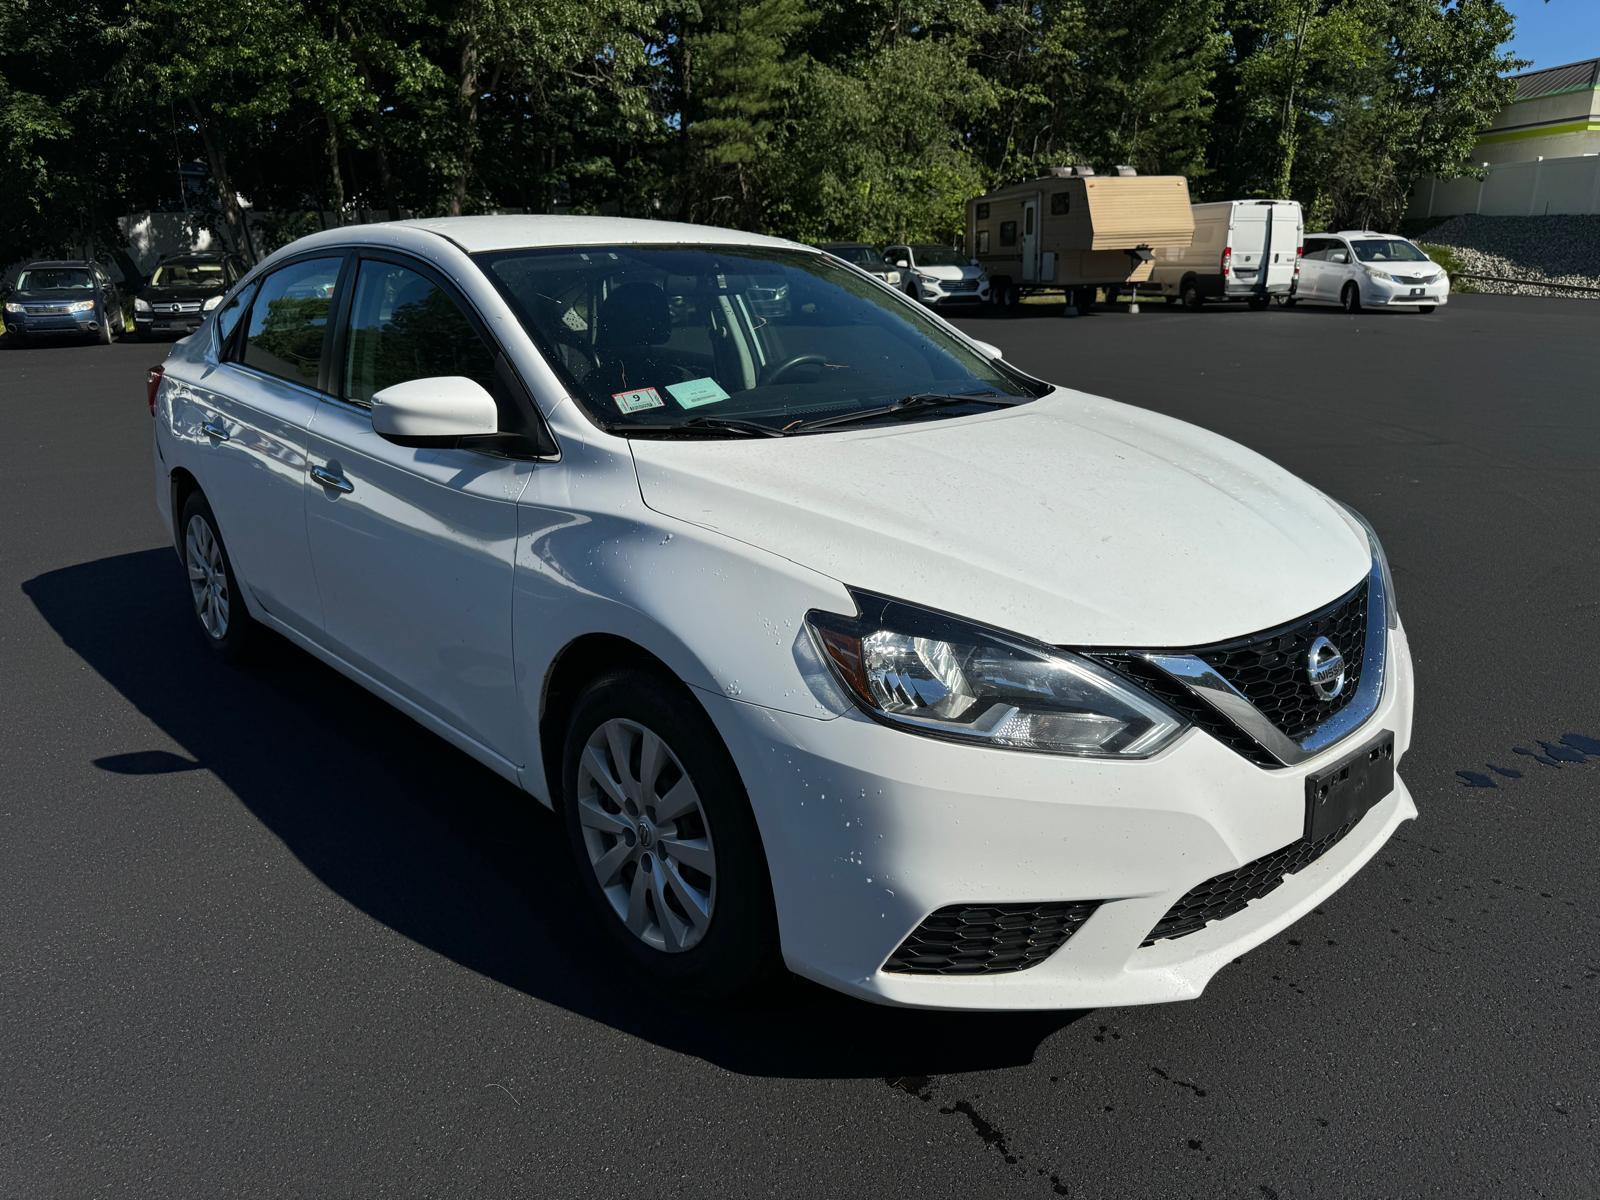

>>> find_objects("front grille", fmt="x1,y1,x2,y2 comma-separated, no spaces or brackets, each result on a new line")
1394,274,1434,286
944,279,978,292
1200,581,1368,741
1142,819,1357,945
1094,653,1281,767
25,303,73,315
884,900,1100,975
155,302,203,314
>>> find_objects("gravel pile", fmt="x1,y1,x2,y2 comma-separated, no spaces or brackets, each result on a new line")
1420,214,1600,298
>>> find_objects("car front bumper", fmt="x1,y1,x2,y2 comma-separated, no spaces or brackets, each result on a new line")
1363,277,1450,307
917,280,991,305
135,313,206,336
704,620,1416,1010
5,313,100,338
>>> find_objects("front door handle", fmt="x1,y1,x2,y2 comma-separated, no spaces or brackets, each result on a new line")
309,464,354,494
201,419,230,442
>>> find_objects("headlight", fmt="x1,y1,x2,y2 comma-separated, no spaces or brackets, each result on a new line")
3,302,22,314
1367,268,1394,282
807,592,1186,757
202,294,222,312
134,298,152,313
884,270,902,285
67,299,95,313
1337,504,1399,630
915,271,939,285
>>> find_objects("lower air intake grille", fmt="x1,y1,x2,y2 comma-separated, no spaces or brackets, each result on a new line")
884,901,1100,975
1142,820,1357,945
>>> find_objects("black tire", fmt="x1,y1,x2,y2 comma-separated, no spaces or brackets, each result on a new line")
179,490,258,663
97,315,114,345
1277,295,1298,308
561,668,781,999
1181,279,1203,311
1418,305,1436,314
1341,283,1363,314
1247,295,1270,311
4,333,26,350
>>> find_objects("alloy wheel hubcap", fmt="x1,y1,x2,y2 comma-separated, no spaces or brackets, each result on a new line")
185,514,230,639
575,718,716,953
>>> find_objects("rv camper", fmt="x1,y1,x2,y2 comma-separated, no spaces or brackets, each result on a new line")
967,167,1194,310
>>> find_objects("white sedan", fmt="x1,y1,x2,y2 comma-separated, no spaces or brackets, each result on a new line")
151,215,1415,1009
1294,231,1451,313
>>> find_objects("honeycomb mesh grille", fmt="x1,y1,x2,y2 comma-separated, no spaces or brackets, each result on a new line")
1199,580,1369,741
884,901,1100,975
1142,820,1358,945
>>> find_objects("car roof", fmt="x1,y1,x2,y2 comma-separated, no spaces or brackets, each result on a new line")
390,214,804,254
1309,231,1404,239
818,241,875,249
21,260,95,269
158,252,231,262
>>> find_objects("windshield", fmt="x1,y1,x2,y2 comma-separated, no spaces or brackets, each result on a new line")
16,268,92,291
821,245,882,269
911,246,966,268
152,261,225,287
1352,239,1429,264
476,244,1039,437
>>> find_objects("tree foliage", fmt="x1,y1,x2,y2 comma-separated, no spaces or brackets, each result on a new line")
0,0,1526,267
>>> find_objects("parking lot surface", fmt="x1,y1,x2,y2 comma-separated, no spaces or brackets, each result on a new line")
3,295,1597,1197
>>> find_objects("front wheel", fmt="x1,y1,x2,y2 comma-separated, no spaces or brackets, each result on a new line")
562,669,780,998
1418,305,1436,314
1341,283,1363,314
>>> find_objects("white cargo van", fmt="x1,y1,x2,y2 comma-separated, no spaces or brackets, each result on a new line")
1150,200,1303,310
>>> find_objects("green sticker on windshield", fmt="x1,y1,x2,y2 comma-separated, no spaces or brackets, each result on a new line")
665,377,731,409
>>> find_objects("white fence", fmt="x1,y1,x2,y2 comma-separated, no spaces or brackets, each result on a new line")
1410,155,1600,219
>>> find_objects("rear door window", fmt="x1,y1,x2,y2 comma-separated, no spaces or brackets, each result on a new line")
240,258,343,389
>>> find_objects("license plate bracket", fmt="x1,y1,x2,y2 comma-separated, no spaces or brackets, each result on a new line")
1305,732,1394,841
1410,287,1424,297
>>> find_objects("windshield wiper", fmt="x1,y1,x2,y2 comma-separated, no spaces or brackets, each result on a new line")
616,414,788,439
783,391,1022,435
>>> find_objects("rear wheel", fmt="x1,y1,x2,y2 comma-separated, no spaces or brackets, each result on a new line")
1341,283,1363,314
561,668,780,998
1181,279,1203,311
1276,295,1297,308
180,491,258,662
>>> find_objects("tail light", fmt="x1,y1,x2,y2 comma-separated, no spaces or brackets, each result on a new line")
1294,245,1304,276
1221,245,1232,278
146,365,164,416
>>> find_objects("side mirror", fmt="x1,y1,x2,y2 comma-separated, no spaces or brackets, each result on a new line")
968,339,1003,360
371,376,499,447
895,259,909,269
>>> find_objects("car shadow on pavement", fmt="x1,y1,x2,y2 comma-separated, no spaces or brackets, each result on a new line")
24,549,1085,1079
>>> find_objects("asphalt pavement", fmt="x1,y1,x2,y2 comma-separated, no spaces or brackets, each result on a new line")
2,295,1597,1198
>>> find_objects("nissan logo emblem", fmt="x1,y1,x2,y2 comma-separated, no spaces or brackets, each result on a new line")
1306,636,1346,701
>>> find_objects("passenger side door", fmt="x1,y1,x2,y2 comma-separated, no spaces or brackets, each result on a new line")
1299,238,1331,300
302,254,539,764
177,256,344,631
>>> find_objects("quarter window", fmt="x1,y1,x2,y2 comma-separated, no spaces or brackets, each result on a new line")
343,261,498,405
241,258,342,389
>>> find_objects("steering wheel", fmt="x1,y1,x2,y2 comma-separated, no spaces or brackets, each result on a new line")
761,354,829,385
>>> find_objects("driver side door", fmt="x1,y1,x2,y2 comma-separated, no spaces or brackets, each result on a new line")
302,253,542,767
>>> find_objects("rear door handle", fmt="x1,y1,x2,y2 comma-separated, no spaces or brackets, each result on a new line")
201,419,230,442
309,464,354,494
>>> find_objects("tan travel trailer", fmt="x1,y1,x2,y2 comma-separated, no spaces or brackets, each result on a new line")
967,167,1195,310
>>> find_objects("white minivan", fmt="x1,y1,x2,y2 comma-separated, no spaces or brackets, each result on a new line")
1293,232,1450,313
150,215,1414,1010
1151,199,1303,310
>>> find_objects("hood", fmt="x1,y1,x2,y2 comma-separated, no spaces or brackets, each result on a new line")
12,288,99,303
916,263,983,281
629,390,1370,647
142,283,224,301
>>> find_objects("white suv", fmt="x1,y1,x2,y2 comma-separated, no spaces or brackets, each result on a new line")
152,216,1415,1010
1295,232,1450,313
885,243,992,307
